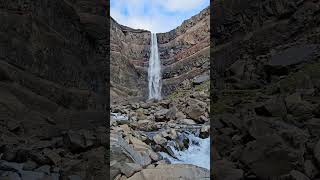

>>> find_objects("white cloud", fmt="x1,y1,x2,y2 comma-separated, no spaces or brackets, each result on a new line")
110,0,208,33
155,0,207,12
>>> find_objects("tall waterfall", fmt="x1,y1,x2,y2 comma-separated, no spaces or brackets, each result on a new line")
148,33,162,100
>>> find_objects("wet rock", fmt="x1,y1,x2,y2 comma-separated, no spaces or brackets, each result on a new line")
200,125,210,138
285,93,314,119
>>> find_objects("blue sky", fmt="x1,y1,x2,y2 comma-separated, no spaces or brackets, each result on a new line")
110,0,210,33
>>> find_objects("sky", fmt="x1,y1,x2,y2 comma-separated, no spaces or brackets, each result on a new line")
110,0,210,33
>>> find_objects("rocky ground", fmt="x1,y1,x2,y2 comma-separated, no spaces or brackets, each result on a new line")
211,0,320,179
0,0,109,179
110,78,210,179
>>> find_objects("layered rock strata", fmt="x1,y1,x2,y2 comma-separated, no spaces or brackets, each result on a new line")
211,0,320,179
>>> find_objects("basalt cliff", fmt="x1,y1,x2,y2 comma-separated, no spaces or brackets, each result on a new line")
110,7,210,103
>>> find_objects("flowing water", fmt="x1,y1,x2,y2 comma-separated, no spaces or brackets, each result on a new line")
148,33,162,100
159,133,210,170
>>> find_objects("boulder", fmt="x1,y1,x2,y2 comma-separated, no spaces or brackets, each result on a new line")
212,160,244,180
314,140,320,165
155,109,170,121
127,164,209,180
304,160,318,179
285,93,314,119
290,170,310,180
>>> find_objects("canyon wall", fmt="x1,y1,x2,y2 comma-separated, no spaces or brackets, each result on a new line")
211,0,320,179
110,18,151,102
110,6,210,101
0,0,109,179
157,7,210,96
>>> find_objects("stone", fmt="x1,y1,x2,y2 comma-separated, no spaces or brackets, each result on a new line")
290,170,310,180
255,96,287,117
285,93,314,119
68,175,82,180
314,140,320,165
179,119,196,125
185,104,205,121
23,160,38,171
304,160,318,179
165,106,177,120
35,165,51,174
120,163,142,177
127,164,210,180
155,109,170,121
200,125,210,138
193,74,209,85
153,134,167,145
212,160,244,180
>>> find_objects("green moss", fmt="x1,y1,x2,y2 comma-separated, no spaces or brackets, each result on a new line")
167,89,188,100
194,80,210,92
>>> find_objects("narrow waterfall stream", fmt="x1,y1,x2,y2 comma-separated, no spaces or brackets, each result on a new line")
148,33,162,100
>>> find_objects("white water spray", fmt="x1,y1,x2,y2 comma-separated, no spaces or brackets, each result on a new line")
159,134,210,170
148,33,162,100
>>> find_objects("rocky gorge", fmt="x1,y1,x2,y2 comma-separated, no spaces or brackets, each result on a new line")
110,6,211,180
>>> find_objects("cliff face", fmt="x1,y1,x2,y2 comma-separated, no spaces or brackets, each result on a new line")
110,18,151,102
110,7,210,101
157,7,210,96
211,0,320,179
0,0,108,179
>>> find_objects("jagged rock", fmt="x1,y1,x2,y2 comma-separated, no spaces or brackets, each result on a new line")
68,175,82,180
255,96,287,117
212,160,244,180
285,93,314,119
120,163,142,177
35,165,51,174
165,106,177,120
185,104,205,122
193,74,209,85
290,170,310,180
153,134,167,145
304,160,318,179
127,164,210,180
314,140,320,165
155,109,169,121
179,119,197,125
200,125,210,138
23,161,38,171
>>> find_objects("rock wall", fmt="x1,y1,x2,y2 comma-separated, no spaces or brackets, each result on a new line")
157,7,210,96
0,0,109,179
110,6,210,100
211,0,320,179
110,18,151,102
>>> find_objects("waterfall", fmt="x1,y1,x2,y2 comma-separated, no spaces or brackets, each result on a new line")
148,33,162,100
